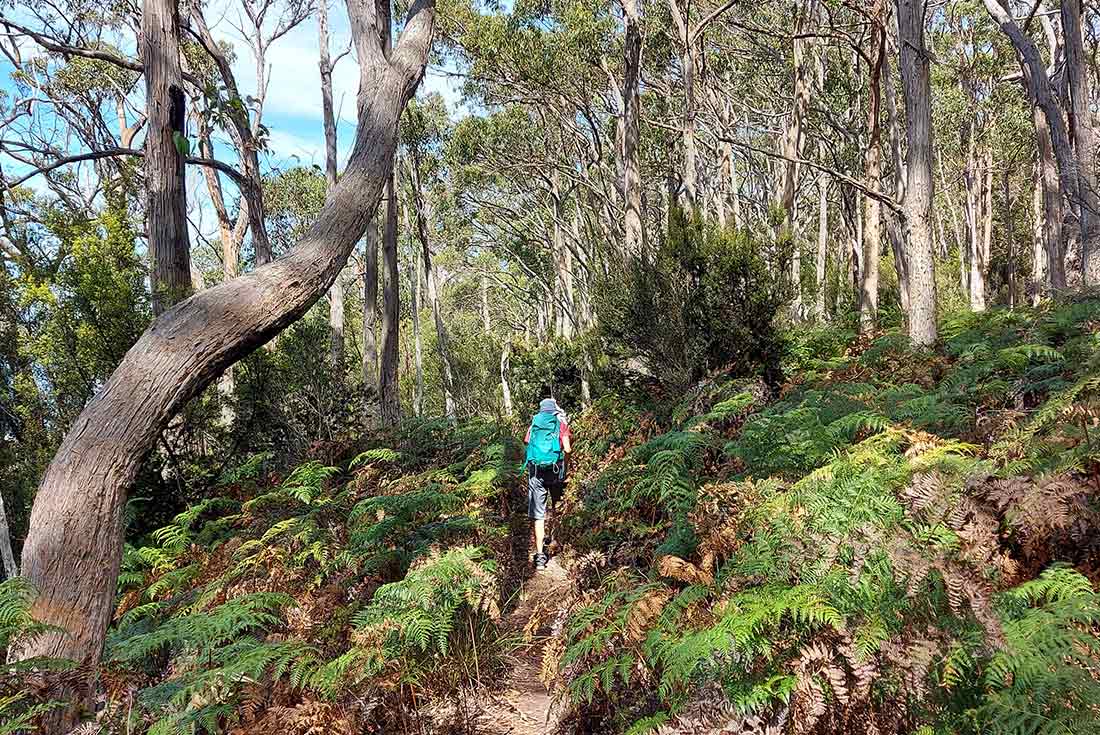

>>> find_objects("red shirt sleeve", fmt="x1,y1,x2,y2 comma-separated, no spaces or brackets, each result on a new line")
560,420,571,444
524,427,530,443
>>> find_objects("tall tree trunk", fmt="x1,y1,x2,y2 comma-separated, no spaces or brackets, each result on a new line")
12,2,435,730
883,27,911,314
964,134,987,311
984,0,1079,286
780,8,812,318
412,239,424,416
861,0,885,333
408,152,455,419
379,172,401,426
979,149,993,304
190,8,272,266
144,0,191,316
621,0,645,254
816,178,828,321
362,216,380,423
1032,166,1048,305
500,341,514,417
1060,0,1100,283
0,491,17,579
667,0,696,208
1004,167,1017,307
1033,104,1067,291
551,171,575,338
319,0,345,370
897,0,937,347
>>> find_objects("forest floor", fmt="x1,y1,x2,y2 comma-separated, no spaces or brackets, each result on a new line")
477,554,570,735
52,298,1099,735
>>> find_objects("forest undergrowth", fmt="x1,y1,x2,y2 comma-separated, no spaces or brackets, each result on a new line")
4,296,1100,735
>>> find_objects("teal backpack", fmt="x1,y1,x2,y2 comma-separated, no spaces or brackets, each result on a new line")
525,412,562,467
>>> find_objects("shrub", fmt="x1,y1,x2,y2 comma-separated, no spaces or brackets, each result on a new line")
598,206,790,393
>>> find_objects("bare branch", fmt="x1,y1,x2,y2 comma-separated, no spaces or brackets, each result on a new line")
717,135,903,214
2,147,247,192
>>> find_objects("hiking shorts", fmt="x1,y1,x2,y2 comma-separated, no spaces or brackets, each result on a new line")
527,463,565,520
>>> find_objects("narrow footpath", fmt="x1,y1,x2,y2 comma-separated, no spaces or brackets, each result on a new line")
479,553,571,735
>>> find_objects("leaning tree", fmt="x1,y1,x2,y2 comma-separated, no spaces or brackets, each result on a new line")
11,0,436,728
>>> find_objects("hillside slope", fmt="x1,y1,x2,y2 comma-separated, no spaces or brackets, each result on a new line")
4,298,1100,735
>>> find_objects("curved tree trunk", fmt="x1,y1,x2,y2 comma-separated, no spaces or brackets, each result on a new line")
13,2,435,729
983,0,1078,280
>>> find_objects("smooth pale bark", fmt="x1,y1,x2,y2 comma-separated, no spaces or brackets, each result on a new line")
412,240,424,416
550,171,575,338
979,149,993,306
500,341,514,417
964,133,987,311
816,179,828,321
379,172,401,426
0,491,17,579
882,28,911,314
667,0,735,209
1033,105,1067,291
861,0,885,333
570,206,595,331
1060,0,1100,283
13,6,434,727
780,10,811,317
143,0,191,315
319,0,345,368
1004,168,1017,307
362,216,380,423
408,153,455,420
1032,167,1048,305
897,0,937,347
621,0,645,254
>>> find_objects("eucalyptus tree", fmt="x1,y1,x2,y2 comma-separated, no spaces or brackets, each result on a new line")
11,3,436,732
403,95,457,418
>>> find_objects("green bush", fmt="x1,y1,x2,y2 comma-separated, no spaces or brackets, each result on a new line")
598,207,789,393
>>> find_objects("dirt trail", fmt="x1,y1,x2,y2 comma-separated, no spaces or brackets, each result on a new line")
479,555,571,735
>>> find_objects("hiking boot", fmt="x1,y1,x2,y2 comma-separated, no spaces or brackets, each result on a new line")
535,552,547,570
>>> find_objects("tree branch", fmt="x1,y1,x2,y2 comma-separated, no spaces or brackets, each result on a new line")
690,0,739,45
0,17,142,72
716,135,903,214
2,147,247,192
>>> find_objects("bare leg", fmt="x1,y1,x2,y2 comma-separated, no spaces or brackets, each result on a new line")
533,518,546,556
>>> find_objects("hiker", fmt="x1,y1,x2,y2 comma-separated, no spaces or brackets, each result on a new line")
525,397,571,570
